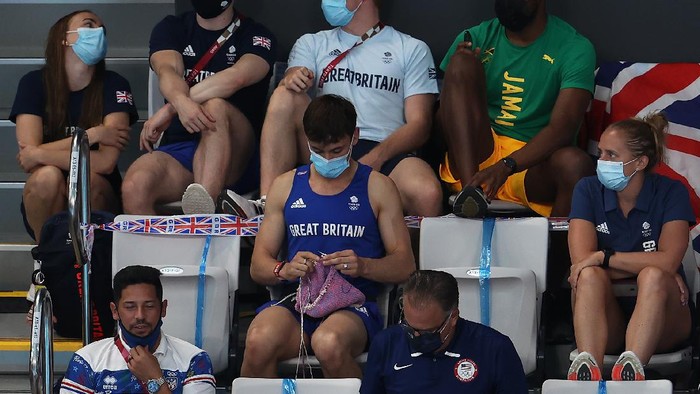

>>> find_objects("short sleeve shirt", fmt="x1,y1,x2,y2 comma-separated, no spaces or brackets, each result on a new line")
360,318,527,394
440,16,595,142
60,333,216,394
10,69,139,140
570,174,696,254
288,26,439,142
149,10,276,144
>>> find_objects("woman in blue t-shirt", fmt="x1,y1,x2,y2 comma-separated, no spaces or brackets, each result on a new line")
566,113,695,381
11,10,138,242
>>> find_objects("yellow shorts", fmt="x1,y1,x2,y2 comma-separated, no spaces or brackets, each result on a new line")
439,129,552,217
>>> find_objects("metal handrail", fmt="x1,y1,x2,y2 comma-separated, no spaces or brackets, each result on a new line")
29,288,54,394
68,127,92,345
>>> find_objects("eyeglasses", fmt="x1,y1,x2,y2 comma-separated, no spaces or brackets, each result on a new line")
400,310,452,338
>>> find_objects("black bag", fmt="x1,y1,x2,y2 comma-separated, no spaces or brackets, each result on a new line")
32,211,115,340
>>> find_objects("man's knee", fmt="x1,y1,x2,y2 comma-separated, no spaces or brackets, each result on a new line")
549,147,594,187
443,52,483,86
266,85,308,117
311,328,351,367
244,321,286,364
24,166,65,200
576,266,609,290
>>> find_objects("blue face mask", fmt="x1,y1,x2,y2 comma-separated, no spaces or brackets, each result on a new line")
401,311,452,354
308,138,353,179
68,27,107,66
596,158,639,192
118,319,163,351
321,0,364,27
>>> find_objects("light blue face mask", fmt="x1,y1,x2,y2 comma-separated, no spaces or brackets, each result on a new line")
321,0,364,27
596,158,639,192
308,138,354,179
68,27,107,66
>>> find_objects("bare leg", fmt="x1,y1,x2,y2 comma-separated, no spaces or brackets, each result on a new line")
388,157,443,216
626,266,691,364
23,166,67,242
240,306,306,377
193,98,254,198
311,310,367,378
436,49,493,184
572,267,626,366
121,152,192,214
89,172,120,213
524,146,594,217
259,85,310,196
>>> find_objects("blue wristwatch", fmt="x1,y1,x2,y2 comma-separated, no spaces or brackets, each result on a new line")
147,376,165,393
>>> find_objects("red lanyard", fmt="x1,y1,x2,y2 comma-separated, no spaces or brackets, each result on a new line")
184,15,242,86
114,335,148,393
318,22,385,88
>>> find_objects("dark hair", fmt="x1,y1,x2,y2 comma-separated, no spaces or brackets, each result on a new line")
303,94,357,144
403,270,459,313
113,265,163,302
607,112,668,172
43,10,106,142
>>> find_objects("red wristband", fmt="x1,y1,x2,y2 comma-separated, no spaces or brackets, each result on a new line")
273,261,286,280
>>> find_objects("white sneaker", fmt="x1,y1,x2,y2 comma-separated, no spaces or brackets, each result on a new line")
182,183,215,215
217,190,264,219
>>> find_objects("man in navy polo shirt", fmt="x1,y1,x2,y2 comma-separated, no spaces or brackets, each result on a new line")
361,270,527,393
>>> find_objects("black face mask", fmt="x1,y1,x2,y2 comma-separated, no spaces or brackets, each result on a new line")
401,311,452,354
192,0,231,19
494,0,536,32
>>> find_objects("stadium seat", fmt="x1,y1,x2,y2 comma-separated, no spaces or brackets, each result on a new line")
272,284,395,377
232,377,361,394
419,216,549,375
542,379,673,393
111,214,241,373
569,235,699,378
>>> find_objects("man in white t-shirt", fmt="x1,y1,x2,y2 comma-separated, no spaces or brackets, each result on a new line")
221,0,441,218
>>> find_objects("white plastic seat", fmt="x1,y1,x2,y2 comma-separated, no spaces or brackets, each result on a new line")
232,377,361,394
419,216,549,375
275,284,394,376
542,379,673,393
112,214,241,373
569,235,699,377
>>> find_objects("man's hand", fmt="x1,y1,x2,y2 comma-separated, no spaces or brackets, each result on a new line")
322,249,366,278
172,97,216,134
140,105,175,152
282,67,315,93
675,273,689,306
357,151,384,172
453,41,482,58
88,125,131,150
17,143,42,173
468,161,511,200
568,251,604,290
127,345,163,383
280,251,320,280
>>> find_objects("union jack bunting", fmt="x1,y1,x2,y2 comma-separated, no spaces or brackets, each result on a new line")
95,214,262,237
585,62,700,260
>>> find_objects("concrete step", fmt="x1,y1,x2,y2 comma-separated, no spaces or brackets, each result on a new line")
0,1,175,58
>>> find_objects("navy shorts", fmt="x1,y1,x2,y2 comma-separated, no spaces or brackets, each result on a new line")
156,139,259,195
256,290,383,351
352,139,415,177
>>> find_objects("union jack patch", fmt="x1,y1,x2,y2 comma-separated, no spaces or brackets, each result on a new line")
252,36,272,50
116,91,133,105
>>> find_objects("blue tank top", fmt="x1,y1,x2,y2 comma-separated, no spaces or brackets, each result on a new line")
284,163,385,299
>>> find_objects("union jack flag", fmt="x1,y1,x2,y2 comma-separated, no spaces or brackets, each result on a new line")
585,62,700,260
115,90,133,105
252,36,272,50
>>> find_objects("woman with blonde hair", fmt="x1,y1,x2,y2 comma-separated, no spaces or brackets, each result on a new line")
11,10,138,242
566,112,695,381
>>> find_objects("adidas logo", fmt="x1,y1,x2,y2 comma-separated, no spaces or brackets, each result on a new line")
596,222,610,234
290,198,307,209
183,45,196,57
329,49,342,57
